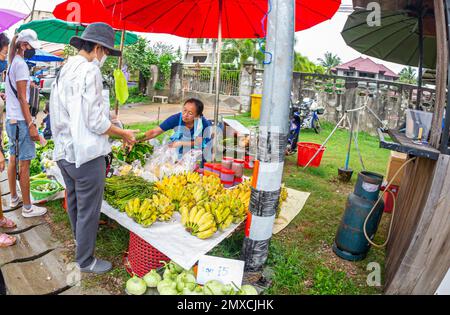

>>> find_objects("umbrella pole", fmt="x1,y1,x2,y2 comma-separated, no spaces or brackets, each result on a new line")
115,29,126,116
214,0,223,127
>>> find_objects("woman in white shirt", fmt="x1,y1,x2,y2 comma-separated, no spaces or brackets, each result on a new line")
50,23,136,274
5,29,47,218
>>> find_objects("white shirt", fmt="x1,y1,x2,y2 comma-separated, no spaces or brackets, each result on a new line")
50,55,112,167
5,56,30,121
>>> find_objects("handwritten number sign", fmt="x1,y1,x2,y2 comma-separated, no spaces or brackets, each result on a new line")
196,255,245,288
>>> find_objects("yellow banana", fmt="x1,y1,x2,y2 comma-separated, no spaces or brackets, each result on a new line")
196,226,217,239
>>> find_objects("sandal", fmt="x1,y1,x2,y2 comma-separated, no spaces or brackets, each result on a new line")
0,233,16,248
0,216,16,229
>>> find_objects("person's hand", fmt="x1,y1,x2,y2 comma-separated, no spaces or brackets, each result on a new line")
168,141,182,148
121,129,138,149
0,153,5,172
29,124,40,141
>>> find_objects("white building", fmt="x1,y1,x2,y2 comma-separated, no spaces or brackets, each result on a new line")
183,39,215,67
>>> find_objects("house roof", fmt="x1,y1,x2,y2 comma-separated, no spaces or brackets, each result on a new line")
332,57,399,78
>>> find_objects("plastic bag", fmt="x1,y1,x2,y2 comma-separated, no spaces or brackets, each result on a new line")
114,68,129,105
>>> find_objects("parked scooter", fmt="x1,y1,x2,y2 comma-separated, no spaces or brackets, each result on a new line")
286,94,324,154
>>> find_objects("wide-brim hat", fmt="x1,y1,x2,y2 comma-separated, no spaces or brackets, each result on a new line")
69,22,121,57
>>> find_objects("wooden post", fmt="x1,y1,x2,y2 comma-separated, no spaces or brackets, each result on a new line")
385,155,450,294
430,0,448,148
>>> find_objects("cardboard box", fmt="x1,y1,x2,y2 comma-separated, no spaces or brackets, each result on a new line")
386,151,408,186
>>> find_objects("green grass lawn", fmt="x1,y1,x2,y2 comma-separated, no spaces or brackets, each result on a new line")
45,113,392,295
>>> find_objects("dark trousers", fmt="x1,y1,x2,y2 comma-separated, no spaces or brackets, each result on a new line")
57,157,106,268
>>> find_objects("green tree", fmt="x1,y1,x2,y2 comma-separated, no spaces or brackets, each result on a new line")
221,39,265,69
63,44,77,58
294,52,325,74
317,51,341,74
398,66,417,84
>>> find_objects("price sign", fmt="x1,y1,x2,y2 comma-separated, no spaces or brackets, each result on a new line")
196,255,245,288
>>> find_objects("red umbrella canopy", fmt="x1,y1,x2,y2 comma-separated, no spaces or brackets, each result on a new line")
53,0,146,32
100,0,342,38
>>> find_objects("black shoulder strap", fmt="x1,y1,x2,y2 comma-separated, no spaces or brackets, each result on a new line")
7,66,19,100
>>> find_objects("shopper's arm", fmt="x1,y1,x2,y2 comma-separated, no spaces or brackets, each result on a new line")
143,127,164,141
16,80,39,141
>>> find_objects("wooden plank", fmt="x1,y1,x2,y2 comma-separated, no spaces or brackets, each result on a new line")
1,194,22,213
430,0,448,148
385,155,450,294
0,207,45,235
59,286,111,295
0,224,60,267
385,157,436,288
1,248,71,295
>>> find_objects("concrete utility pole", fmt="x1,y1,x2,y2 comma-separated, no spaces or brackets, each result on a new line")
241,0,295,275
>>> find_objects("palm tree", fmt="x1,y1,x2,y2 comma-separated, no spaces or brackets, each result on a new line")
221,39,265,69
294,52,325,74
398,66,417,84
317,51,341,74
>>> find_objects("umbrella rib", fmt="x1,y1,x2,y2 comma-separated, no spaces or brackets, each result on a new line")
223,0,231,38
382,31,417,61
344,11,402,34
198,0,214,38
299,0,341,21
345,17,416,46
239,0,263,37
140,0,185,30
170,1,202,37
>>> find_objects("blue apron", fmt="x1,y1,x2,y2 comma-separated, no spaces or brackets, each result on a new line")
169,114,204,158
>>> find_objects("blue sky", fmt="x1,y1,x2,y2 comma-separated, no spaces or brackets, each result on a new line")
1,0,408,73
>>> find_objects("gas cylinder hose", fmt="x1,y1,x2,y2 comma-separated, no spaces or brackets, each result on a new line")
363,157,417,248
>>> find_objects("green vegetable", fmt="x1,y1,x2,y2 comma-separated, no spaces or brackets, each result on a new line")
176,272,196,292
104,175,155,211
30,159,42,176
204,280,225,295
143,269,161,288
157,278,177,294
238,284,258,295
112,142,154,166
126,276,147,295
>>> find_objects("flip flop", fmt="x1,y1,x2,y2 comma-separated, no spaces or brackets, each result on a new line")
0,216,16,229
0,233,16,248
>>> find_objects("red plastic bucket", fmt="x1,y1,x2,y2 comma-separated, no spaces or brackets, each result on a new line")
297,142,326,168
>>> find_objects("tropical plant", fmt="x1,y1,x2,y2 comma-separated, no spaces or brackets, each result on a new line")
221,39,265,68
317,51,341,74
398,66,417,84
294,52,325,74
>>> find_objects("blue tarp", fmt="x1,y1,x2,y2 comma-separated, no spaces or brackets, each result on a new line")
27,49,64,62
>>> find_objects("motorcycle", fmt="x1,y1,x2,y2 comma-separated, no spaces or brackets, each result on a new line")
286,95,324,154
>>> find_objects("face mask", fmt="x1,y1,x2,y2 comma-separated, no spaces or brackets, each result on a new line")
24,48,36,60
0,60,7,73
93,48,107,68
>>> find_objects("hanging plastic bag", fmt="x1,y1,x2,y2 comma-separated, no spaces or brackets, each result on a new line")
114,68,129,105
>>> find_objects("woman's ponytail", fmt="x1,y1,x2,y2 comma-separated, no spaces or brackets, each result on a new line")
8,35,18,65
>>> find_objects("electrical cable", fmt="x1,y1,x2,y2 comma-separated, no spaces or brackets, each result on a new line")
259,0,272,65
363,157,417,248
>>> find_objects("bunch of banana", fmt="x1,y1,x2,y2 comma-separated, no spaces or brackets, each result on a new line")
155,175,187,195
188,184,209,205
276,184,289,218
213,192,247,224
228,184,251,211
180,205,217,239
186,171,201,184
152,193,176,221
162,183,186,211
125,198,158,227
201,175,223,198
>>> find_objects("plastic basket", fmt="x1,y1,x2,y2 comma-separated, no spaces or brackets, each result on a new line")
30,179,62,200
124,231,170,277
297,142,326,168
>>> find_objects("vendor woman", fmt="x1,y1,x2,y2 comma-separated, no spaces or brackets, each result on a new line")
142,98,212,159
